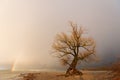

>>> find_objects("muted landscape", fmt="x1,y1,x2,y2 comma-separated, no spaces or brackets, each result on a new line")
0,0,120,80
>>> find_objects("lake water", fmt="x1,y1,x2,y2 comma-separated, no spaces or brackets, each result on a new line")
0,70,25,80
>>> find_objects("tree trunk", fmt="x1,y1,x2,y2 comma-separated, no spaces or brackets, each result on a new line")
65,57,82,76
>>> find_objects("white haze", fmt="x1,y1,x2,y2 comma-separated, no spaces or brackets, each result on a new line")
0,0,120,70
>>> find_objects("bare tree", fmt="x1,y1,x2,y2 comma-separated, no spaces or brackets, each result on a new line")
52,22,96,76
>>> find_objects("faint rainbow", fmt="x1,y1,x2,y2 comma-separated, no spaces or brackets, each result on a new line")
11,58,18,71
11,53,22,72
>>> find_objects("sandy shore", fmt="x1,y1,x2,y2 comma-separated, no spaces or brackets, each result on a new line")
12,71,109,80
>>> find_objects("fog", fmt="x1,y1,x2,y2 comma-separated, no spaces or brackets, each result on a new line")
0,0,120,70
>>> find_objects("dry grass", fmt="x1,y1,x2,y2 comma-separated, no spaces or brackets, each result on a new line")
16,71,111,80
107,60,120,80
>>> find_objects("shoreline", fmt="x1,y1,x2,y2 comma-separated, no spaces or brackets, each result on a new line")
0,70,110,80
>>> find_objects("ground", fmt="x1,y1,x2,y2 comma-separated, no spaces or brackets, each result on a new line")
12,71,116,80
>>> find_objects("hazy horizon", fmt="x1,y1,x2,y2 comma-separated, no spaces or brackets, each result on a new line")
0,0,120,71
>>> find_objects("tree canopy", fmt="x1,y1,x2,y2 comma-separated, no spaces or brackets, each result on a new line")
52,22,96,76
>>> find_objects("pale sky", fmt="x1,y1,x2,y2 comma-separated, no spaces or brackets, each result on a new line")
0,0,120,70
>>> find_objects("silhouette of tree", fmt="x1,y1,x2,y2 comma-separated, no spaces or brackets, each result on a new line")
52,22,96,76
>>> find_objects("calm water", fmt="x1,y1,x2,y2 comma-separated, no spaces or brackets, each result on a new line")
0,70,22,80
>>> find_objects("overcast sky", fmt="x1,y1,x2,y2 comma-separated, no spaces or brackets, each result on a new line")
0,0,120,70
